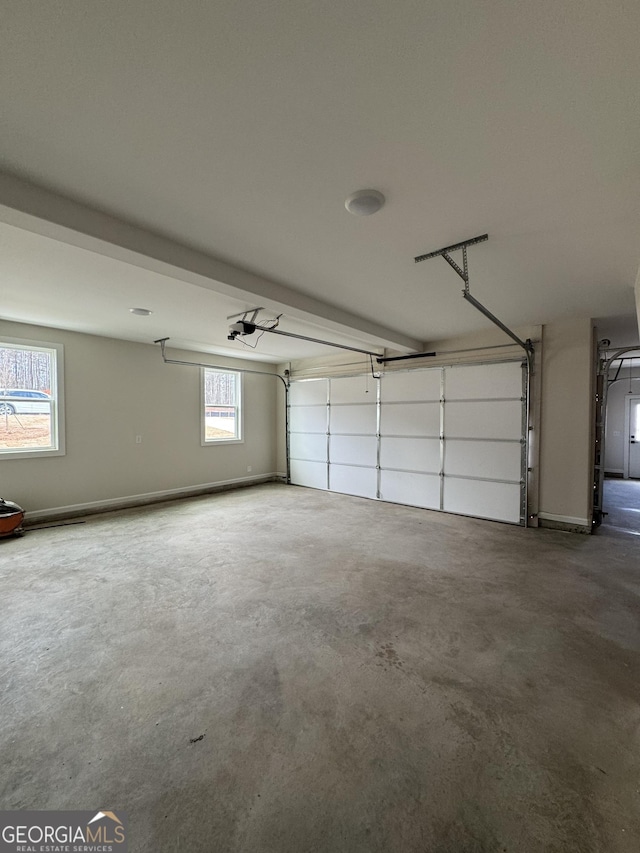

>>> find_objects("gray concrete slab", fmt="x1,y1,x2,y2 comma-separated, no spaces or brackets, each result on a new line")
602,478,640,537
1,483,639,852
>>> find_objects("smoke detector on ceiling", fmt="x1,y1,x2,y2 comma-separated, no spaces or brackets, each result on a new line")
344,189,385,216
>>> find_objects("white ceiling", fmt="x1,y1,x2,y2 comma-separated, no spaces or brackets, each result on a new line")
1,0,639,358
0,220,390,362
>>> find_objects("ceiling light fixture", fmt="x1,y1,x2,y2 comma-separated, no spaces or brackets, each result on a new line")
344,189,385,216
129,307,153,316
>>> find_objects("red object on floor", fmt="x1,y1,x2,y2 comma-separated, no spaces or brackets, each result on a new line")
0,498,24,537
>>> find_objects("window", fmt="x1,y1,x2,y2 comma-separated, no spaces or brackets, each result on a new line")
202,368,242,444
0,338,65,458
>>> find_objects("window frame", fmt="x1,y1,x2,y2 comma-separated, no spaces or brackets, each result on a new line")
0,337,65,460
201,367,243,446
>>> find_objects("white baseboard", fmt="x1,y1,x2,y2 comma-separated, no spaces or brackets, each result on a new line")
538,512,590,527
538,511,591,533
25,473,280,523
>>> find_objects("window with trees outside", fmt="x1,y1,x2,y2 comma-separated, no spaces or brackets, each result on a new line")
0,339,65,458
202,368,242,444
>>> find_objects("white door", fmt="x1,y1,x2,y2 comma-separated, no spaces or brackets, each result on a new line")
328,375,378,499
288,360,527,524
441,362,524,524
288,379,328,490
379,368,441,510
379,361,524,524
628,396,640,479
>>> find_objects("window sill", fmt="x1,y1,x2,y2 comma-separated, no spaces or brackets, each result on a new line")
0,447,65,461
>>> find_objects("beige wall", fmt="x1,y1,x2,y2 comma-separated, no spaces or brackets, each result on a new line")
538,318,594,527
2,315,597,530
0,321,279,514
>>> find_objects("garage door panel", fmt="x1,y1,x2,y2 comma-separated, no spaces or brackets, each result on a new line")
380,436,440,473
380,402,440,436
443,478,521,524
289,380,327,406
381,370,440,402
444,440,521,481
330,405,377,435
330,376,375,404
330,465,377,499
380,470,440,509
289,432,327,463
290,460,327,490
330,435,377,467
290,405,327,433
289,361,525,525
445,400,522,440
445,362,523,399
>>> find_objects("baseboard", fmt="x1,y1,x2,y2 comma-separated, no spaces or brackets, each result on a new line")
604,470,624,478
24,473,281,524
538,512,592,534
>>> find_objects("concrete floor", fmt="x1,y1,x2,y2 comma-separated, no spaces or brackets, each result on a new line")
1,483,639,853
601,478,640,537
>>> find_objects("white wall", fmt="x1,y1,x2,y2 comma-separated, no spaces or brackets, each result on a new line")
538,318,594,529
0,321,279,515
2,315,597,530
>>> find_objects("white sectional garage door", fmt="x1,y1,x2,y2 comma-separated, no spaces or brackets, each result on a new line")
288,378,329,490
288,361,526,525
328,375,378,499
379,368,442,511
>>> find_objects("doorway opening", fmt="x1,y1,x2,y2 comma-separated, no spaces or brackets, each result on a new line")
625,395,640,479
601,480,640,536
600,352,640,535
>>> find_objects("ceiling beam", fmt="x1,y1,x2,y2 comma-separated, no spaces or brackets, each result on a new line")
0,171,421,352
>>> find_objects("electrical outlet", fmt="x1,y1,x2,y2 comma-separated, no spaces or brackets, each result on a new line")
135,435,143,444
247,465,252,472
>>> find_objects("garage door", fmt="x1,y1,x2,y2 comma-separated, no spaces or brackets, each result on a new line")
328,375,378,499
288,378,329,490
288,360,526,525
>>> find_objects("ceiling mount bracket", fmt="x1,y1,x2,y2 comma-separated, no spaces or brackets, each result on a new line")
226,307,264,323
414,233,533,356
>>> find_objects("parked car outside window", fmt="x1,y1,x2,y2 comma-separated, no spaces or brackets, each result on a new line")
0,389,52,415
